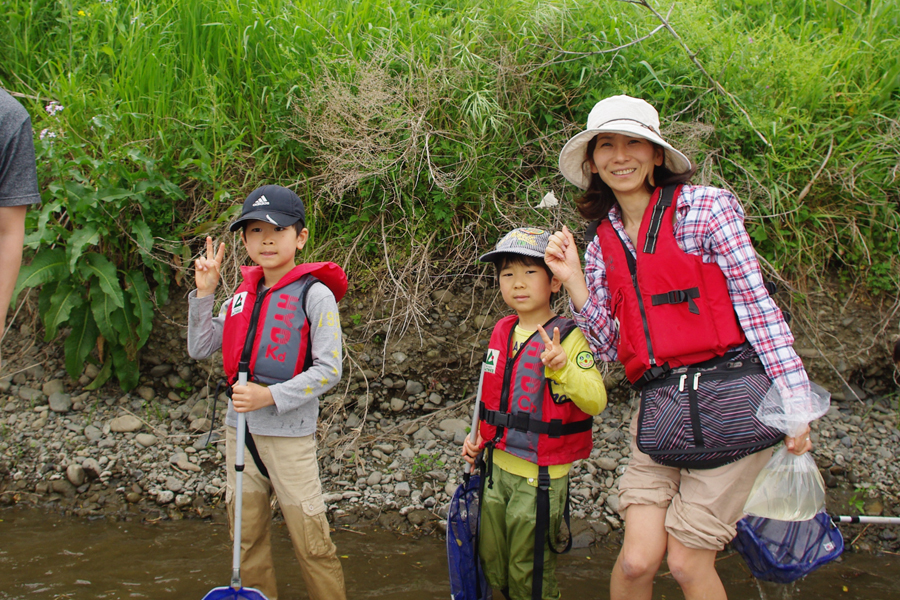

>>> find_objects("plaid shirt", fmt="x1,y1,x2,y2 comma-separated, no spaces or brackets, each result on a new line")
572,184,809,393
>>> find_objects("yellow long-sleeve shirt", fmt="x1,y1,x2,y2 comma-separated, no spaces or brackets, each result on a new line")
492,323,607,484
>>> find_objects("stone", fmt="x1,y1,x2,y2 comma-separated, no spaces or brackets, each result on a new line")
150,364,173,378
188,400,209,421
428,392,443,405
18,387,42,402
48,392,72,413
405,380,425,395
82,458,101,479
413,427,435,442
190,418,212,432
390,398,405,412
51,479,75,494
606,494,620,513
407,509,431,526
157,490,175,504
135,433,158,447
596,458,618,471
395,482,411,497
439,418,469,436
374,444,395,455
345,413,361,429
136,386,156,401
126,492,142,503
66,464,86,486
84,426,102,442
367,471,383,486
109,415,143,433
42,379,65,396
165,477,184,493
391,352,407,364
431,289,454,303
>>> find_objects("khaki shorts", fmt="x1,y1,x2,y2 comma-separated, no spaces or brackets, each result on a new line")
617,416,774,550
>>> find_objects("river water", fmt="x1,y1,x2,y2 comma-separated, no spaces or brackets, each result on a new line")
1,507,898,599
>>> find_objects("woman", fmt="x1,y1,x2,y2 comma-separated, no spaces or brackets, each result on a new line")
545,95,814,600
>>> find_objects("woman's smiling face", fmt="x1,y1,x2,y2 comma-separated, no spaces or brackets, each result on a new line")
589,132,664,200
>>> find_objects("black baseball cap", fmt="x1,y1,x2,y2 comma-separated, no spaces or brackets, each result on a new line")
229,185,306,232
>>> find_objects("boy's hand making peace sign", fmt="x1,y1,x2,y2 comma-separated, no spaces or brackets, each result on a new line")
537,324,567,371
195,236,225,298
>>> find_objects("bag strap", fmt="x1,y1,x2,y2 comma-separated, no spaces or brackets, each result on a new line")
532,467,573,600
236,278,271,478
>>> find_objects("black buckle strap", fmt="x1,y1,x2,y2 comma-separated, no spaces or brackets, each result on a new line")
651,287,700,315
632,362,671,390
481,406,593,439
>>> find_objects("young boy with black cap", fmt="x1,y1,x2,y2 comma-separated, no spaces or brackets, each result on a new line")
462,227,607,600
188,185,347,600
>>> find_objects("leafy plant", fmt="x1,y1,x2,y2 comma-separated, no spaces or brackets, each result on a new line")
13,112,185,390
411,452,445,476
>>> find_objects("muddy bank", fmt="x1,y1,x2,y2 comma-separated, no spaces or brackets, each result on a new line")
1,276,898,555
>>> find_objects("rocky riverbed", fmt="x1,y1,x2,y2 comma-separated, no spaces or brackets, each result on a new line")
1,277,899,555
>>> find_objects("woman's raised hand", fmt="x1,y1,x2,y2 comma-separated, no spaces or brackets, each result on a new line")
544,225,582,283
195,236,225,298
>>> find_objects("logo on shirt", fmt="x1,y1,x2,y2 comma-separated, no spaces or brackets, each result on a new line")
576,351,595,369
231,291,248,316
483,349,500,374
252,195,270,207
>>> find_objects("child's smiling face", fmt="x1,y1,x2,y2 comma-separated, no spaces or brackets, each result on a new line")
241,220,308,285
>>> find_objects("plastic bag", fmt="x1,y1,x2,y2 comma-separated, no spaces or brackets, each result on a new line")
743,379,831,521
757,380,831,438
743,446,826,521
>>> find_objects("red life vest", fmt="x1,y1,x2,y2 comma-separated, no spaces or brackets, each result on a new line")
221,262,348,385
478,315,594,466
597,185,745,385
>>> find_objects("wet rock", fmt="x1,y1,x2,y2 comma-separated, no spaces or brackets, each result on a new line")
66,464,86,486
51,479,76,495
407,509,432,526
82,458,101,479
109,415,143,433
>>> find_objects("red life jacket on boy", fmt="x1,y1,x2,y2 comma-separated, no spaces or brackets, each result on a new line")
478,315,594,466
221,263,347,385
595,185,745,385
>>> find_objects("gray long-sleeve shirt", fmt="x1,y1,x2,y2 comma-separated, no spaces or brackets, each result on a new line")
187,282,342,437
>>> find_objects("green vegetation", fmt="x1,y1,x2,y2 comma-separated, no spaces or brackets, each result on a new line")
2,0,898,387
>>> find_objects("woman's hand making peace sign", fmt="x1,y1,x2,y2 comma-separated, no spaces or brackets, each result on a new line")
194,236,225,298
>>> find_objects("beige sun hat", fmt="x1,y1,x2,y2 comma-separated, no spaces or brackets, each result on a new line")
558,95,692,190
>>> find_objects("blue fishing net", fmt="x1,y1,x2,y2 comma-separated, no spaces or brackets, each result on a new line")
447,474,492,600
732,512,843,584
202,585,269,600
